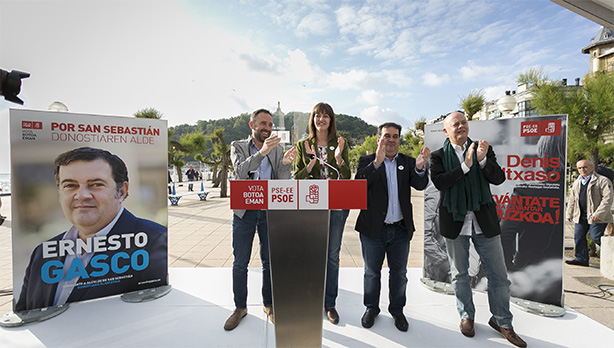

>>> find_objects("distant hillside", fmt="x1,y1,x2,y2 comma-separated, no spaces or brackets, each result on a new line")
170,112,377,159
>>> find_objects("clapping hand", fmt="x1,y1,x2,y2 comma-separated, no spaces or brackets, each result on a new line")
304,140,317,173
335,137,345,165
260,134,281,157
476,140,488,162
374,136,387,166
464,142,475,168
282,146,297,165
416,146,430,170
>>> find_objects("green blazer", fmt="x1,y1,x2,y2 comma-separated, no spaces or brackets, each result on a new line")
294,136,350,179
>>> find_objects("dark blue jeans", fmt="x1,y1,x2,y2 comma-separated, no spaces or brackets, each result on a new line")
325,209,349,308
573,219,607,264
360,223,410,315
232,210,271,308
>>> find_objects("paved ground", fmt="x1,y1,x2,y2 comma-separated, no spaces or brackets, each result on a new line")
0,181,612,330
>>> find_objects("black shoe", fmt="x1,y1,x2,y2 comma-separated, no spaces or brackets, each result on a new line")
565,259,589,266
325,307,339,325
361,309,378,328
392,313,408,332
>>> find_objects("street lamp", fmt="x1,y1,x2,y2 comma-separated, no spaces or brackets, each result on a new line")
48,101,68,112
497,90,516,118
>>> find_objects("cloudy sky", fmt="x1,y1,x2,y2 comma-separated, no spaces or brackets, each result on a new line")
0,0,601,128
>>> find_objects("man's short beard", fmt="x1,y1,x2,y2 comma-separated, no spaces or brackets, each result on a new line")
254,131,269,143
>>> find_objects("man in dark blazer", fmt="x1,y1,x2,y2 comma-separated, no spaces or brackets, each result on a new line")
430,112,526,347
355,122,429,332
15,147,168,312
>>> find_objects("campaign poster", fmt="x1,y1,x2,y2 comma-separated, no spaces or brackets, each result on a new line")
10,109,168,312
423,115,567,307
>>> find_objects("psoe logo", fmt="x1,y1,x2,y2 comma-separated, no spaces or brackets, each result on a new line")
541,119,561,136
22,121,43,130
306,184,319,204
520,121,540,137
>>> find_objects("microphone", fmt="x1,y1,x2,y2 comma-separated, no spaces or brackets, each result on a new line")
308,153,340,179
248,170,260,180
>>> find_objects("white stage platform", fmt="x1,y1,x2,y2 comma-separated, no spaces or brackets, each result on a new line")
1,268,613,347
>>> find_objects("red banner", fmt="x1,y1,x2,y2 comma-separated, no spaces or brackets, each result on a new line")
230,180,366,210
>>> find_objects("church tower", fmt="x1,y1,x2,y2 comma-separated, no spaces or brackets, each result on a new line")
274,101,285,129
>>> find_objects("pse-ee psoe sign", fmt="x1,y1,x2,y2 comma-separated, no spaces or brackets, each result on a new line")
230,180,367,210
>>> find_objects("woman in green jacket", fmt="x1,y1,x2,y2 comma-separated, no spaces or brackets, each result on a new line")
295,102,350,325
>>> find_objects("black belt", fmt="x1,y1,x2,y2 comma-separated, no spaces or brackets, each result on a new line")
385,220,403,226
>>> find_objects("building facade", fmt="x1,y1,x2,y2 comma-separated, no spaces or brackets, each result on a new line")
582,26,614,74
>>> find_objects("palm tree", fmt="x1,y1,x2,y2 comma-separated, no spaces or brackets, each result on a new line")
459,90,486,120
134,107,164,119
210,128,231,198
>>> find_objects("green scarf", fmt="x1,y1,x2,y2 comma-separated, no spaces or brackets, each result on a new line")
442,137,493,222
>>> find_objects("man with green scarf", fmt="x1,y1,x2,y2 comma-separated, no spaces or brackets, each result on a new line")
430,112,527,348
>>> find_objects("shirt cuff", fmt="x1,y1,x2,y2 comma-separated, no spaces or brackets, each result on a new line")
415,167,425,176
479,156,487,168
461,162,470,174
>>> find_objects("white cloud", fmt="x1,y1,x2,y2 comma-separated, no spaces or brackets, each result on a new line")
296,12,334,36
379,70,413,89
335,5,395,57
326,69,376,90
422,72,450,87
358,90,383,105
359,105,409,128
282,49,323,83
465,20,513,47
459,62,506,82
316,45,333,57
375,28,420,61
482,85,508,102
336,6,364,36
239,54,279,74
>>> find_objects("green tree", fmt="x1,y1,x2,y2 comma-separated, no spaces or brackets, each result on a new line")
134,108,180,185
169,131,208,182
168,145,186,182
210,128,231,197
134,107,164,119
399,119,426,158
414,117,426,134
518,68,614,165
179,132,208,154
195,153,221,184
337,130,355,150
459,90,486,120
349,135,377,171
348,118,426,173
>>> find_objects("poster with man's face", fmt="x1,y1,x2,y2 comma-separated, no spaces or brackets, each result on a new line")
10,109,168,311
423,115,567,307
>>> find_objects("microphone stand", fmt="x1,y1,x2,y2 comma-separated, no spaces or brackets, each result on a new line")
308,153,340,180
